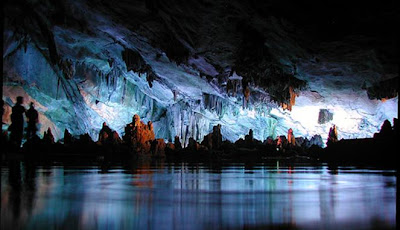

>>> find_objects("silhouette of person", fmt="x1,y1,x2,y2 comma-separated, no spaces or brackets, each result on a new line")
9,96,26,148
26,102,39,139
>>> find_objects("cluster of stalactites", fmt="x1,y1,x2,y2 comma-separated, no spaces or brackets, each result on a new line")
122,48,157,87
226,78,242,97
225,72,252,109
280,86,298,111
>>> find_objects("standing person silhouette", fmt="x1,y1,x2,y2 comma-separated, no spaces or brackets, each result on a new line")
9,96,26,148
26,102,39,139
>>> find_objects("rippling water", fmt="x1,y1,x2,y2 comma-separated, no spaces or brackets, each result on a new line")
1,161,396,230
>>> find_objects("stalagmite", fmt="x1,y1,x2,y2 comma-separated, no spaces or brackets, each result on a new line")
281,86,298,111
123,114,157,155
287,128,295,146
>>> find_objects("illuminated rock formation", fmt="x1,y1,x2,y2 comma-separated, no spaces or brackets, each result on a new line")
287,128,295,146
281,87,298,111
151,139,166,158
123,114,156,155
327,125,338,146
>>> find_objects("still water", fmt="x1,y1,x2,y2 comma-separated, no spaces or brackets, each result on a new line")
1,161,396,230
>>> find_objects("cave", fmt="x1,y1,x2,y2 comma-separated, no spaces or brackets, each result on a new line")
2,0,398,146
1,1,398,229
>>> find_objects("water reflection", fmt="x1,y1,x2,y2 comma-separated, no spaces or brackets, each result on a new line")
1,161,396,230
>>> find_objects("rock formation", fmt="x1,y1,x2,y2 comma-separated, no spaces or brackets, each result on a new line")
327,125,338,146
201,124,223,151
122,114,158,155
43,127,55,145
151,139,166,158
287,128,295,146
318,109,333,124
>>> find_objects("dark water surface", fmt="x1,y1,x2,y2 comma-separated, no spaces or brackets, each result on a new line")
1,161,396,229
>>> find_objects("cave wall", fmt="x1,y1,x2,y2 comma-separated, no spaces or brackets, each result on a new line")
2,0,397,145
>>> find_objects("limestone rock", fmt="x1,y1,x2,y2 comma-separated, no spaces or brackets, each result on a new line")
123,114,157,155
151,138,166,158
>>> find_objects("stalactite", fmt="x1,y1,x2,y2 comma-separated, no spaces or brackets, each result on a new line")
56,77,61,100
281,86,298,111
59,58,75,79
367,77,399,101
173,90,178,101
243,86,250,109
122,77,127,104
203,93,227,117
121,48,157,88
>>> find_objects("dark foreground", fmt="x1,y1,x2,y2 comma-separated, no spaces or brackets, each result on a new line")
1,160,396,230
2,134,398,168
2,117,398,168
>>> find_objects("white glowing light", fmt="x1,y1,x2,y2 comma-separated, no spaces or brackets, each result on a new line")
247,109,256,119
239,107,245,116
238,108,256,119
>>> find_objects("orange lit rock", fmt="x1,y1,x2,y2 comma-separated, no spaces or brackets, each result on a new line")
287,128,295,146
166,142,175,151
244,86,250,100
111,131,122,145
151,138,166,157
123,114,157,155
281,86,298,111
327,125,338,146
